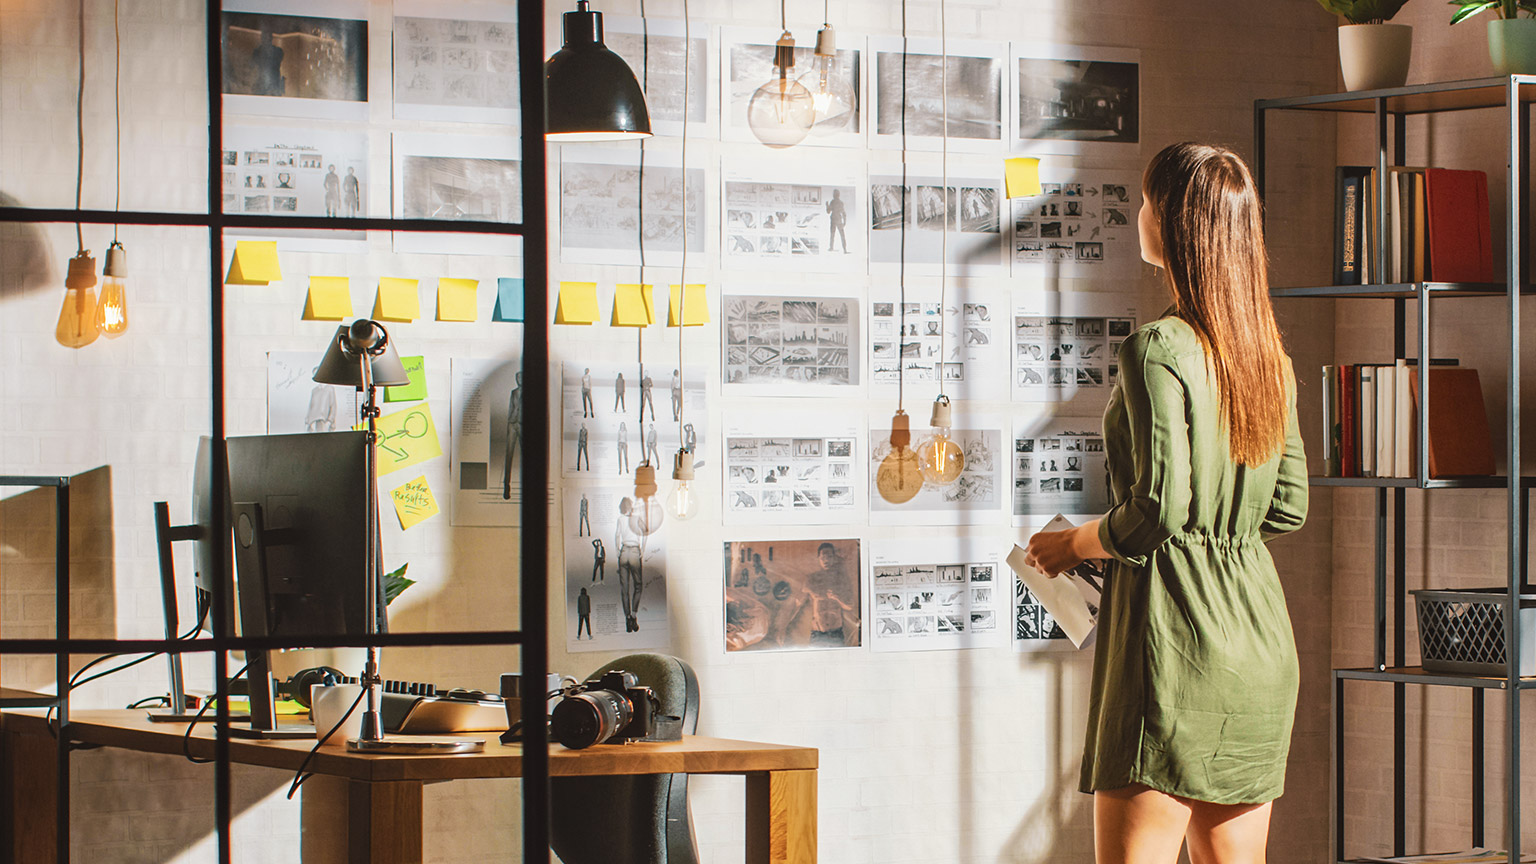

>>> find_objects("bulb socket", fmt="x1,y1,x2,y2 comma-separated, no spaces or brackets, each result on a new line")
928,394,953,430
889,410,911,449
634,463,659,498
103,243,128,279
66,252,98,290
562,0,602,45
814,24,836,57
671,449,695,482
774,31,796,72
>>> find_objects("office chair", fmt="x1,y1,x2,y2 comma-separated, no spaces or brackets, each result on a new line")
550,653,701,864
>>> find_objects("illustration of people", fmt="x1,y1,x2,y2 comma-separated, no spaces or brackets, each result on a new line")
800,542,858,647
670,369,682,421
578,494,590,536
616,421,630,474
591,538,605,582
639,371,655,421
826,189,848,252
614,372,626,411
575,587,592,640
616,498,644,632
303,373,335,432
581,367,594,417
645,424,659,466
342,167,360,218
575,423,590,471
250,26,285,97
502,372,522,500
683,422,696,453
323,165,341,217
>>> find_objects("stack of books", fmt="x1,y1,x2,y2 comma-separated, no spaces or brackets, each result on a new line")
1321,361,1495,479
1334,166,1493,285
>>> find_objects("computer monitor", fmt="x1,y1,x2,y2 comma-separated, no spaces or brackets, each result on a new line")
191,436,235,638
225,431,379,736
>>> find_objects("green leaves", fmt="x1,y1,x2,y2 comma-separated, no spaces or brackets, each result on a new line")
1449,0,1536,23
384,563,416,606
1318,0,1411,24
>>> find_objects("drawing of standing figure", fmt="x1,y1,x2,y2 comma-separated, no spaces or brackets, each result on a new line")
591,538,605,582
826,189,848,253
503,371,522,500
323,165,341,217
683,422,696,454
616,499,644,632
578,494,591,536
639,371,655,421
644,424,659,466
581,367,594,417
575,423,590,471
576,587,592,639
342,167,360,218
304,373,336,433
616,421,630,474
614,372,626,411
670,369,682,420
250,26,285,97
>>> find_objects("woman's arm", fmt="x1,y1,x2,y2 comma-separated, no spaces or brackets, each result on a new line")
1022,518,1106,577
1262,376,1308,540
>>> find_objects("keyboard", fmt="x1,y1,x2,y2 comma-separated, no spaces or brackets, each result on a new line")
293,677,509,734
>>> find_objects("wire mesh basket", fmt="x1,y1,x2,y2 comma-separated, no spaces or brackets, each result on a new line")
1412,588,1536,677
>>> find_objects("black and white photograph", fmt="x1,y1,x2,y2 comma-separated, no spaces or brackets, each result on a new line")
1011,415,1110,522
393,3,519,124
560,363,708,481
560,146,706,268
221,2,368,121
869,36,1005,151
723,294,861,394
721,157,865,273
868,285,1005,401
1013,44,1139,148
721,26,863,148
608,17,712,136
223,126,366,221
402,156,521,222
868,539,1005,652
1011,166,1141,279
868,165,1005,273
565,485,670,653
1013,513,1104,652
868,423,1004,525
723,413,859,525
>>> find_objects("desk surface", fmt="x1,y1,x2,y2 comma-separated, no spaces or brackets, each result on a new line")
2,710,817,783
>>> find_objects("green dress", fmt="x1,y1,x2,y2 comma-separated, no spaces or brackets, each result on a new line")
1080,312,1308,805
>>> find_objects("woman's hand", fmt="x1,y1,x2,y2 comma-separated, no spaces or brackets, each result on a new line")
1023,522,1100,577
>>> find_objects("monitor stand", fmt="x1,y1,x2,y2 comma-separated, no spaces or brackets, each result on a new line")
227,501,316,740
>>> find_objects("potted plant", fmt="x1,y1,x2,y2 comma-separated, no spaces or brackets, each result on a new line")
1451,0,1536,74
1319,0,1414,91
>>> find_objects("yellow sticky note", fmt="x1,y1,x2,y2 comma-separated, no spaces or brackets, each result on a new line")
390,475,439,530
610,283,655,327
554,281,600,325
225,240,282,285
362,404,444,477
302,276,353,321
1005,157,1043,199
667,284,709,327
436,278,479,322
372,277,420,322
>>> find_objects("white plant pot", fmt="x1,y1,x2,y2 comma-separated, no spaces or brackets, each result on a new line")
1488,18,1536,75
1338,23,1413,91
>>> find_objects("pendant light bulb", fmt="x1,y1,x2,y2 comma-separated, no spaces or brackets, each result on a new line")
917,394,965,486
629,462,666,535
746,31,815,148
795,25,855,135
95,242,130,338
56,251,100,349
665,448,700,521
875,409,924,504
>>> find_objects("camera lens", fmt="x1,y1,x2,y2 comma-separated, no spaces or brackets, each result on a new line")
550,689,632,749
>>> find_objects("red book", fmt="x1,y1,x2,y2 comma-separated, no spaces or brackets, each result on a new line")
1408,367,1496,477
1340,365,1356,476
1424,168,1494,283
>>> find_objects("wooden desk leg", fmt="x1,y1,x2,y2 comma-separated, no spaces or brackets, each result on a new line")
346,779,424,864
3,729,58,864
745,768,817,864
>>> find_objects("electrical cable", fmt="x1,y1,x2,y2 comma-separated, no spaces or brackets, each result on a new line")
75,0,86,253
937,0,948,398
113,0,121,244
285,682,368,798
46,603,209,735
182,662,250,764
676,0,691,448
897,0,908,411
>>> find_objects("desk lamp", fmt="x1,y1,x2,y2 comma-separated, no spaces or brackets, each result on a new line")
314,320,482,754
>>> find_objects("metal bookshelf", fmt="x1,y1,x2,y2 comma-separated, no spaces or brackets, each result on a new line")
1257,75,1536,864
0,1,551,862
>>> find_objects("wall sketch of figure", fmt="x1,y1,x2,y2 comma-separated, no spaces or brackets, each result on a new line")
644,423,659,466
670,369,682,421
683,422,696,453
575,423,590,471
304,376,336,432
503,371,522,500
250,26,285,96
342,167,360,218
323,165,341,217
826,189,848,252
576,587,592,639
639,371,655,421
578,494,591,536
616,498,643,632
614,372,626,411
591,538,605,583
616,421,630,474
581,367,594,417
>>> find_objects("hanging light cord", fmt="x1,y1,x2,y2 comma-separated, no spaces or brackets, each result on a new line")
780,0,786,31
74,0,86,254
636,0,649,462
937,0,948,399
897,0,908,412
676,0,691,447
823,0,829,26
113,0,121,244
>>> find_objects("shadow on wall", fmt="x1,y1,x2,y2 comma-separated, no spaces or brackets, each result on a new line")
1001,652,1094,863
0,191,55,300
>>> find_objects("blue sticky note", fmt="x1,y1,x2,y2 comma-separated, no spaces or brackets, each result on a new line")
493,277,525,322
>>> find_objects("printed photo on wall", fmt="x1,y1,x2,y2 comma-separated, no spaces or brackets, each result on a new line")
867,285,1006,402
722,292,862,394
868,160,1005,274
724,538,861,652
868,420,1005,525
722,410,862,525
391,132,522,256
1014,514,1103,652
720,26,863,148
560,363,708,480
1011,290,1138,408
266,351,359,434
221,0,368,121
222,125,367,251
393,1,519,125
1011,43,1140,151
607,16,714,137
1011,414,1109,524
559,143,706,267
721,154,866,273
868,538,1004,652
566,486,670,654
450,352,526,527
868,36,1005,152
1010,165,1142,282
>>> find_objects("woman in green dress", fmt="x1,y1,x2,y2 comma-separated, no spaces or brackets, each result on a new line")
1022,141,1308,864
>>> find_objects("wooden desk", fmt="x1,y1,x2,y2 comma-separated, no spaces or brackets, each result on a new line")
2,710,817,864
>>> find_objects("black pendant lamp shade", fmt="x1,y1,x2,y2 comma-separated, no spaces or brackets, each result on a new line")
546,1,653,141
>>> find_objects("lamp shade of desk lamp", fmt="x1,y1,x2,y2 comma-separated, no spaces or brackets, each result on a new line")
313,321,411,388
546,1,653,142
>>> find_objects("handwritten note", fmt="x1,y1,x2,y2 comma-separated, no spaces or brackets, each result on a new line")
365,404,444,476
390,476,440,529
385,355,427,403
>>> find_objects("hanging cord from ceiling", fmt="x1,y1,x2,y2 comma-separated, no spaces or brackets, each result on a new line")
75,0,86,253
897,0,908,413
937,0,948,399
676,0,691,447
635,0,649,466
113,0,121,244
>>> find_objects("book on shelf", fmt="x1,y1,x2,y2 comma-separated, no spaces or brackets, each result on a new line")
1320,359,1470,478
1334,167,1368,285
1332,166,1491,285
1424,168,1494,283
1407,366,1496,477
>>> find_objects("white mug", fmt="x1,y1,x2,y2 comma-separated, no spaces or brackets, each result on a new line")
310,683,366,745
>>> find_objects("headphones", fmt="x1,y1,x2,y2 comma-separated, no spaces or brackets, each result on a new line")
283,666,350,709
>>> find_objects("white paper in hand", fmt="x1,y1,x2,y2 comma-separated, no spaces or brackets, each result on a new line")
1007,514,1106,648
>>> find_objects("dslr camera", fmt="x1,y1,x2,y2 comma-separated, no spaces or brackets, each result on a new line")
548,670,658,750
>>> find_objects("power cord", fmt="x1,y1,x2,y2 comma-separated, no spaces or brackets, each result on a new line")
285,683,369,798
182,661,250,764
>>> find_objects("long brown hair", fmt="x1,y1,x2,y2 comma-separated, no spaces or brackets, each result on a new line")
1144,142,1290,466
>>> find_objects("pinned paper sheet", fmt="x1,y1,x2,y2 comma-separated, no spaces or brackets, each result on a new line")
225,240,282,285
1005,515,1104,648
372,277,421,322
436,277,479,322
610,283,655,327
554,281,600,325
1005,157,1043,199
302,276,353,321
668,284,709,326
385,355,427,403
493,277,524,322
390,475,440,529
364,404,444,476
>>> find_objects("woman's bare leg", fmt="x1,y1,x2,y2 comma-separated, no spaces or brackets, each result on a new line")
1184,799,1273,864
1095,784,1192,864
